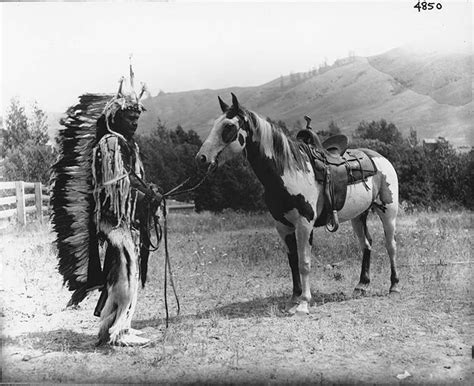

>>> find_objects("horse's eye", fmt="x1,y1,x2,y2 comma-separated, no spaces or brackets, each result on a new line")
221,124,238,143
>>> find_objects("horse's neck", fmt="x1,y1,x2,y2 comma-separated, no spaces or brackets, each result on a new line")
246,141,280,189
245,118,284,189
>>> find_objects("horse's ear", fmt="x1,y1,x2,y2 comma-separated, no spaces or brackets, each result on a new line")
231,93,240,110
218,96,229,113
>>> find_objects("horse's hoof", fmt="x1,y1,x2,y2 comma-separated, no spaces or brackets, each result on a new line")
287,304,299,316
295,302,309,316
285,300,299,312
352,288,369,298
295,309,309,317
389,284,401,295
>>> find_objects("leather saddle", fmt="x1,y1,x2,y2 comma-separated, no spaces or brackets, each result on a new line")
297,117,377,231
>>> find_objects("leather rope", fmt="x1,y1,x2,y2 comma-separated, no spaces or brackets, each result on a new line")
130,168,211,327
160,170,212,327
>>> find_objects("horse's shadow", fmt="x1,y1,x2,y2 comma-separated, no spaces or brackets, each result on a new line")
200,290,350,319
133,290,350,328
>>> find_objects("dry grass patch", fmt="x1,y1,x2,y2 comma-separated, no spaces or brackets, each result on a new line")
1,210,472,383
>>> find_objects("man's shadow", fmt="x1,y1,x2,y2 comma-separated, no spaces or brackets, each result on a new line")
5,329,110,354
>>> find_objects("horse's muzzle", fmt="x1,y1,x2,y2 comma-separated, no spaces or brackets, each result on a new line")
207,161,218,174
196,153,208,166
195,152,218,173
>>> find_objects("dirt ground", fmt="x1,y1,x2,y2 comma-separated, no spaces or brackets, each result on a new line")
1,211,473,384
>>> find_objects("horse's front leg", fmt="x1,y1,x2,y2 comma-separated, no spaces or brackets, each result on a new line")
291,220,314,316
276,223,301,308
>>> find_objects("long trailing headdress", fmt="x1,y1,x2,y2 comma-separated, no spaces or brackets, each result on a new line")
51,62,148,306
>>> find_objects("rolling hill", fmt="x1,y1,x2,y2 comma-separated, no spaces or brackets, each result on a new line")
138,47,473,146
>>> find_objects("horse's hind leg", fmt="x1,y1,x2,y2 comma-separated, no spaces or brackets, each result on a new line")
351,210,372,296
375,203,400,293
276,223,302,308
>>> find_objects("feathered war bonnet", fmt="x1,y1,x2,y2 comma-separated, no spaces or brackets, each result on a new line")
99,64,149,141
51,64,149,306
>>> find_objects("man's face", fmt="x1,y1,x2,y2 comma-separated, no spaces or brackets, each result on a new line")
113,106,141,137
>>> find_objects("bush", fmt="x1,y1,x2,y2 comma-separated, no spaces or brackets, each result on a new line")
194,157,266,212
351,121,473,210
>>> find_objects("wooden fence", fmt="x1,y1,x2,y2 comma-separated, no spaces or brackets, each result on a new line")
0,181,49,226
0,181,195,228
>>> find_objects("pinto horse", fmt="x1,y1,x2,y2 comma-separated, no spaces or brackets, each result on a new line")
196,94,399,316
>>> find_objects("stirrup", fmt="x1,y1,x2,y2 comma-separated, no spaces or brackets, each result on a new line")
326,210,339,232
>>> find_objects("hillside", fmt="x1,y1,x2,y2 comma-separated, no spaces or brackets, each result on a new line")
368,46,472,106
138,48,473,146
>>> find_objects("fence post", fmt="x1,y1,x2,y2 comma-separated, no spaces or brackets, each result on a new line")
15,181,26,225
35,182,43,224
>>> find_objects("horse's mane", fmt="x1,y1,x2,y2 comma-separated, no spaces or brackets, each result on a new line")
248,111,308,174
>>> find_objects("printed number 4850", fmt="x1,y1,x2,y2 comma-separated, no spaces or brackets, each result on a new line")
414,2,443,12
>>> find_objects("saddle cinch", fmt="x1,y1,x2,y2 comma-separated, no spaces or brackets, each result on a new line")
297,116,377,232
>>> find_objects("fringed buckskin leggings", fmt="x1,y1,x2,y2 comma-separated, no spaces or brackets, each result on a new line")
97,224,140,345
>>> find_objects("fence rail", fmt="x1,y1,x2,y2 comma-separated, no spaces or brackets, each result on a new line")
0,181,195,227
0,181,49,225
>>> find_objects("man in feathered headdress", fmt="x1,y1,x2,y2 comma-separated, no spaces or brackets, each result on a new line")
52,67,161,345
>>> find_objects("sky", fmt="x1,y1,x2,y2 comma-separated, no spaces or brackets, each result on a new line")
1,0,472,114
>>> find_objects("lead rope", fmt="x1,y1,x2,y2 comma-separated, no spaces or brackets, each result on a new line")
160,169,211,327
162,197,180,328
130,168,211,327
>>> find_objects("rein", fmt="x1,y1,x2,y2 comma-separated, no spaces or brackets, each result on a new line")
161,169,212,327
161,197,179,328
131,168,211,327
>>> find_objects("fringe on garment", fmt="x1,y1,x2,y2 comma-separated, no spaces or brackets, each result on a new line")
92,134,138,228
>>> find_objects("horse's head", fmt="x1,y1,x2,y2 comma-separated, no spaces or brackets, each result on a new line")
196,93,250,172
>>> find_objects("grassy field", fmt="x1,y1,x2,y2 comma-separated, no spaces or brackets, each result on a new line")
1,209,473,384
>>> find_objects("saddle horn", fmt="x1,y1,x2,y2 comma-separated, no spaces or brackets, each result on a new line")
297,115,323,148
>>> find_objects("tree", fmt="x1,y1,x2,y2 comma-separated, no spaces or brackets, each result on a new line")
4,144,56,184
2,99,56,184
456,150,474,209
292,119,303,135
2,98,29,154
29,102,49,146
194,157,265,212
407,128,418,147
355,119,403,145
136,120,204,202
351,125,473,210
424,139,464,205
328,120,341,135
